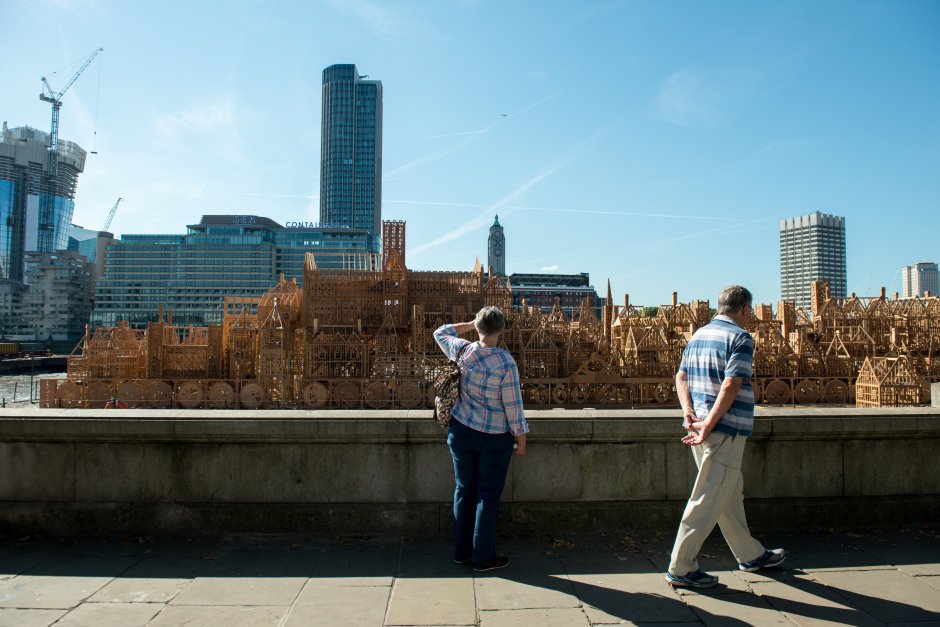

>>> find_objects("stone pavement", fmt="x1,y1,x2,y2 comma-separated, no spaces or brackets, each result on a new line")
1,527,939,626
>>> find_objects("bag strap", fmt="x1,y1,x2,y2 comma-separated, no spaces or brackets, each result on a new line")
454,341,471,365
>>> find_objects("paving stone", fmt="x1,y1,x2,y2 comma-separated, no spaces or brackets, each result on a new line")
0,575,112,609
169,576,305,606
474,566,580,610
750,574,883,626
919,575,940,592
567,571,698,624
53,602,162,627
87,554,206,603
811,568,940,623
147,605,288,626
858,535,940,577
0,543,57,580
480,607,591,626
781,533,891,572
307,542,399,587
285,585,389,626
398,538,472,576
0,608,67,626
683,591,791,625
385,577,475,626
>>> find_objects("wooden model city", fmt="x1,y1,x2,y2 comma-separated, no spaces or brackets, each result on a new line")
41,225,939,409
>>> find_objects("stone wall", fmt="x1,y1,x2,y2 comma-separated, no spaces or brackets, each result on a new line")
0,407,937,536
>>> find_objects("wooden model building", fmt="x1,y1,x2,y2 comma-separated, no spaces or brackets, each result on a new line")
41,224,940,409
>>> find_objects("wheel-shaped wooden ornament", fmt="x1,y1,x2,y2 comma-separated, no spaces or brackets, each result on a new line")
332,381,359,409
86,381,113,409
364,381,390,409
177,381,204,409
239,382,264,409
144,381,173,408
56,381,83,408
117,382,143,408
764,379,791,405
207,382,236,408
592,384,615,404
551,384,569,405
751,379,763,404
653,382,672,404
823,379,848,404
794,379,820,404
529,384,550,405
395,382,423,409
302,382,329,409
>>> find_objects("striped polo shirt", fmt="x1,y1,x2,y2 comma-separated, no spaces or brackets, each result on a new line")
678,314,755,436
433,324,529,436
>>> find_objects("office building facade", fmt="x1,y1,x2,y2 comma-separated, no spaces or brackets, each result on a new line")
320,64,382,244
902,262,939,298
0,250,93,348
0,123,86,282
93,215,377,327
510,273,598,317
780,212,846,311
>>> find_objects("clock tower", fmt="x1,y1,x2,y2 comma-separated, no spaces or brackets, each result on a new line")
487,215,505,276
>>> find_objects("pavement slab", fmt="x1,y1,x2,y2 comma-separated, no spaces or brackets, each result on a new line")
286,584,390,627
0,608,67,626
479,607,591,626
147,605,289,626
0,575,113,610
683,591,792,626
749,572,884,627
385,576,476,626
0,529,937,626
169,576,307,607
53,602,163,627
475,556,580,611
810,567,940,624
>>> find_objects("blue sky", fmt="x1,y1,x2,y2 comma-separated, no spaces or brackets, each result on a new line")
4,0,939,308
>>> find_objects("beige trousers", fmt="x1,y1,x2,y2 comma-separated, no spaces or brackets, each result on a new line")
668,431,765,576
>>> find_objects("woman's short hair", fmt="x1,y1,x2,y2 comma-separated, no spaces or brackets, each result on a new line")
474,306,506,336
717,285,753,316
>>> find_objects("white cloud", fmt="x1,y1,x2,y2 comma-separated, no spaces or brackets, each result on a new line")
325,0,411,36
153,95,244,163
541,264,559,272
650,69,724,128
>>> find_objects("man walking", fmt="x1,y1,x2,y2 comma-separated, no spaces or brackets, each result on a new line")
665,285,785,588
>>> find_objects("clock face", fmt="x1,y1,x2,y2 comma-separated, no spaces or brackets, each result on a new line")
494,244,503,256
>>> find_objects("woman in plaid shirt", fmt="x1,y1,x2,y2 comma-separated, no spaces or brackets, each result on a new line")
434,306,529,572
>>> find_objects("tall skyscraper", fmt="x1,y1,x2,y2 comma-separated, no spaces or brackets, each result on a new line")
779,212,846,311
0,123,86,282
320,64,382,246
487,215,505,276
901,262,939,298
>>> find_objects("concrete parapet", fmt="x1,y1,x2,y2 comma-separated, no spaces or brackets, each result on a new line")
0,407,938,536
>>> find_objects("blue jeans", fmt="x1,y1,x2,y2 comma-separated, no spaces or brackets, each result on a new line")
447,418,515,564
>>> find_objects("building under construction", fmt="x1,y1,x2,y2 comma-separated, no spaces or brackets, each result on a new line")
41,222,940,409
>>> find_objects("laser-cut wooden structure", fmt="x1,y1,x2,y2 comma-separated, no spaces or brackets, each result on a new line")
45,221,940,409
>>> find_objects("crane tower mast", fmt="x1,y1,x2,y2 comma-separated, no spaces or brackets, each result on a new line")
37,47,103,252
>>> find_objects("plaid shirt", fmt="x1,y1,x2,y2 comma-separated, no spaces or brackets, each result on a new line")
434,324,529,436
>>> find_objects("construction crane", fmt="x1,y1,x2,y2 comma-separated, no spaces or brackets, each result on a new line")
102,197,122,232
37,47,103,252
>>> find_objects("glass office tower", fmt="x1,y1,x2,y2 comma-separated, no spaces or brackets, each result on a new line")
0,123,85,282
779,212,846,312
92,215,376,327
320,64,382,246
